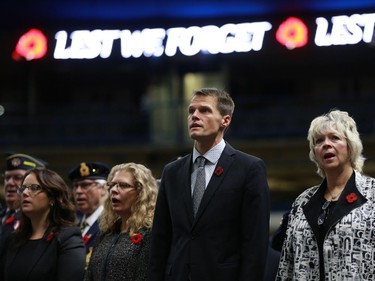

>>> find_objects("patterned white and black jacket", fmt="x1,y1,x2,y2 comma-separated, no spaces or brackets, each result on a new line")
276,170,375,280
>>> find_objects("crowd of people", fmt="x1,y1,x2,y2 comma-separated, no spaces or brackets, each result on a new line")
1,87,374,281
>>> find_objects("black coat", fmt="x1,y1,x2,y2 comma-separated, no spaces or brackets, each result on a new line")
0,210,20,256
0,226,86,281
148,143,270,281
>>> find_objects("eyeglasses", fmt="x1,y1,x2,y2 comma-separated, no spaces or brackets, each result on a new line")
106,182,135,191
3,174,24,182
73,181,97,190
317,200,331,225
17,184,44,195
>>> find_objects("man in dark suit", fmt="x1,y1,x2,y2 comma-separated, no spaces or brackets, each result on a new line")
148,88,270,281
68,161,110,267
0,152,47,254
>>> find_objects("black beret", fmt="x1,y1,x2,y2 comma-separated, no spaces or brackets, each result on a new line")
6,152,48,171
68,162,110,181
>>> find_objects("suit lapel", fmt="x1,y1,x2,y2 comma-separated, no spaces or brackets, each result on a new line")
326,175,367,226
84,222,99,248
193,145,235,222
304,172,367,237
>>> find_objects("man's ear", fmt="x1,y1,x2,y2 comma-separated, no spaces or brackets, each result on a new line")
221,115,231,128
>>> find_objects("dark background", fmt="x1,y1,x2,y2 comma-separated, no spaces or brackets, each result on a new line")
1,0,375,228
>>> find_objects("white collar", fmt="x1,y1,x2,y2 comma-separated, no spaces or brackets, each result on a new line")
82,205,104,226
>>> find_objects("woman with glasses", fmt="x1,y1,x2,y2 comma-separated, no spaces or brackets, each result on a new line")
0,152,48,256
84,162,158,281
276,109,375,280
0,167,86,281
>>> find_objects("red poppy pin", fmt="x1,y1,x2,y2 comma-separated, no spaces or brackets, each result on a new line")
131,233,142,244
346,192,358,203
83,234,91,244
45,231,54,242
4,216,15,225
214,167,224,176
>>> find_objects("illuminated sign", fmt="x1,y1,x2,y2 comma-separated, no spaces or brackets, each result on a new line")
53,22,272,59
12,12,375,61
314,13,375,46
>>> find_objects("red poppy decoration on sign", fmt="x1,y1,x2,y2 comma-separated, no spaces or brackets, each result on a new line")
4,216,15,225
45,231,54,242
131,234,142,244
214,167,224,176
83,234,91,244
346,193,358,203
276,17,308,49
13,28,48,61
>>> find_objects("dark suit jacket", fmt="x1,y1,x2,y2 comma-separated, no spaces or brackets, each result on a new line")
148,143,270,281
0,226,86,281
77,212,100,254
83,220,100,252
0,211,20,256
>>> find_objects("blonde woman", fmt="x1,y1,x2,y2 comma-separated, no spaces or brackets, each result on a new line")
276,109,375,280
84,163,158,281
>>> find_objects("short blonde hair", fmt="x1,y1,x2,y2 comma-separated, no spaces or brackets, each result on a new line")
307,109,365,178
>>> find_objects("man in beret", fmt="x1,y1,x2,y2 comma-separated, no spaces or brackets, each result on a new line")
68,161,110,267
0,152,48,254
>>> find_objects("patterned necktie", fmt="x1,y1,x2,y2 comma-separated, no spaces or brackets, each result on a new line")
80,220,89,233
193,156,207,216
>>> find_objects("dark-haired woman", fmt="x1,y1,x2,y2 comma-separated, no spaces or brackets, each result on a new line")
0,168,86,281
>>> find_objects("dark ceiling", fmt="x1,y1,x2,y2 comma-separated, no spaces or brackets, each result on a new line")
3,0,375,24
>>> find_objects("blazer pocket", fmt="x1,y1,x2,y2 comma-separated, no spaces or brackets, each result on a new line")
216,262,240,280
